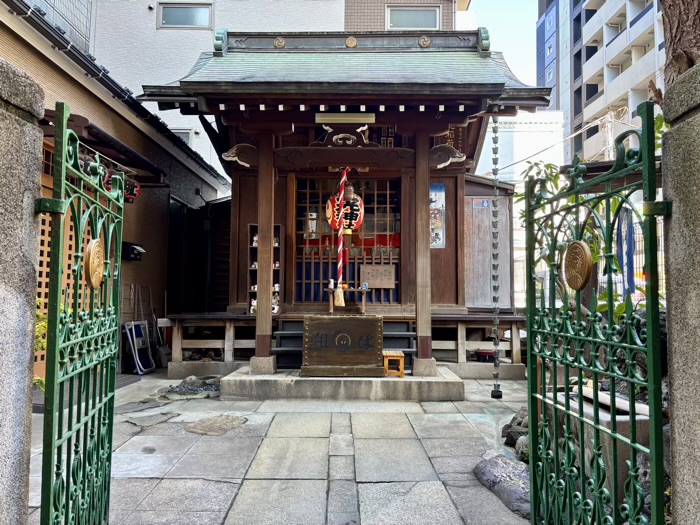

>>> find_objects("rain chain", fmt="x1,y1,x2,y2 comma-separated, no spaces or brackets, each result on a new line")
490,112,502,399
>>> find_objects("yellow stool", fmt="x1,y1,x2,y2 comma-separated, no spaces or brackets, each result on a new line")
383,350,405,378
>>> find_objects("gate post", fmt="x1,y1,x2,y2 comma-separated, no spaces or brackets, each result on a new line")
664,65,700,524
0,59,44,525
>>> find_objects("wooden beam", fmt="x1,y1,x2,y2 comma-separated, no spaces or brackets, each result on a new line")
227,172,240,311
172,320,183,363
274,147,415,169
224,321,235,362
415,131,432,360
256,130,275,357
457,322,467,363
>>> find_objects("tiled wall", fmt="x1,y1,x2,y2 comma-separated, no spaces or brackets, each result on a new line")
345,0,454,32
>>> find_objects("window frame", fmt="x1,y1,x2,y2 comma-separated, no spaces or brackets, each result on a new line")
157,3,213,30
385,5,441,31
545,13,554,31
170,128,194,146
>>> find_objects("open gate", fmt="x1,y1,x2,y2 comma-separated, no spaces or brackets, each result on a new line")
39,102,124,524
525,101,667,524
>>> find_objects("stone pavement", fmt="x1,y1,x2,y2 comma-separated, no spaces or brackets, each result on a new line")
27,376,530,525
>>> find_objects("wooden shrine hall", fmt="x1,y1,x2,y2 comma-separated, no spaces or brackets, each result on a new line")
141,29,550,380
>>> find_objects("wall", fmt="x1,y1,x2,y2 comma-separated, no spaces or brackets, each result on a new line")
93,0,346,180
345,0,454,31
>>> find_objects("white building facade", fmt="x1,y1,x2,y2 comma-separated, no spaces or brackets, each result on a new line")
476,111,565,307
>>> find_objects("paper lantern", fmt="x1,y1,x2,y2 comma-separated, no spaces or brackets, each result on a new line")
326,182,364,235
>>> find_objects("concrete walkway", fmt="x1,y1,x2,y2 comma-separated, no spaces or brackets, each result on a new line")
27,375,529,525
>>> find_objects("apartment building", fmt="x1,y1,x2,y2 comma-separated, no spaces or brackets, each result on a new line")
537,0,664,162
91,0,471,177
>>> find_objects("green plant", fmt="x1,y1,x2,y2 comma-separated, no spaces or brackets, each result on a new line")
35,298,48,355
654,114,669,150
33,376,46,394
597,286,666,324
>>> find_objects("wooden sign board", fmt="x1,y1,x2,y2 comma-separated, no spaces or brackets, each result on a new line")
361,264,395,289
301,315,384,377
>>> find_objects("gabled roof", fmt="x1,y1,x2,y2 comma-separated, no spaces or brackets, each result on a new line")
142,29,550,108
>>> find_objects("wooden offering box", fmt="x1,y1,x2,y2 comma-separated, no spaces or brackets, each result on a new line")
301,315,384,377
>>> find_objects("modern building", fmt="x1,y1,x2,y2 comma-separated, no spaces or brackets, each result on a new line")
476,111,565,307
91,0,472,179
536,0,664,162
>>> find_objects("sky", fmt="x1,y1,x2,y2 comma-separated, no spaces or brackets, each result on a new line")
466,0,539,86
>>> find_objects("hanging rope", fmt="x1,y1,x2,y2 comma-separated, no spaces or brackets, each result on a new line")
334,167,351,306
490,112,503,399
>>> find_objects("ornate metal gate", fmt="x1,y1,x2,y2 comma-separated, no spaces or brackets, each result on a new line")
526,101,667,524
39,103,124,524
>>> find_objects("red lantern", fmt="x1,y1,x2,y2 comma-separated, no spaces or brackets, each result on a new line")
326,181,364,234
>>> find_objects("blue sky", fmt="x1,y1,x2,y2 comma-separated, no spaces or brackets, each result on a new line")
468,0,538,86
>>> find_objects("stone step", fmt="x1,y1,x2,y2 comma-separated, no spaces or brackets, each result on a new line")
220,365,465,401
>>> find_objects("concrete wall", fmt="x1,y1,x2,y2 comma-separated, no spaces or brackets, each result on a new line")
93,0,346,181
0,58,43,525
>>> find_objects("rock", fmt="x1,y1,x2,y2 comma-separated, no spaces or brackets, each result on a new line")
162,391,210,401
182,375,207,389
474,454,531,519
505,425,529,447
186,415,247,436
515,436,529,463
502,406,528,438
501,423,512,438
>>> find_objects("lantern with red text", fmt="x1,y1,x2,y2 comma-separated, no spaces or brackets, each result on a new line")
326,182,364,235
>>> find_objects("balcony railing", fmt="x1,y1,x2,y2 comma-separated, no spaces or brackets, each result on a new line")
606,27,627,47
585,89,604,107
630,3,653,27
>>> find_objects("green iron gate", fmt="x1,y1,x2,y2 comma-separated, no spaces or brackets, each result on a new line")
39,102,124,524
525,101,667,524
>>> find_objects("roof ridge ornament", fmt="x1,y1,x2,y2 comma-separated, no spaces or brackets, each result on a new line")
478,27,490,52
214,28,228,57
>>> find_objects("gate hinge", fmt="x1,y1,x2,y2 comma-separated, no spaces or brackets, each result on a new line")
35,198,67,214
643,200,672,217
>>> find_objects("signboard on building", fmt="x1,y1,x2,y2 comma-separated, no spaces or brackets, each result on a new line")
301,315,384,377
361,264,396,289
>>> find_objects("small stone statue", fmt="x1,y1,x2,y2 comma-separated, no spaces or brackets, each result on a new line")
273,283,280,292
250,298,257,314
252,234,258,247
272,293,280,314
328,279,335,289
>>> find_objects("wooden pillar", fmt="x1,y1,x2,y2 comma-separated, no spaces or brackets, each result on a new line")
511,321,521,364
457,322,467,364
255,130,275,358
172,320,183,363
415,131,432,360
227,172,239,311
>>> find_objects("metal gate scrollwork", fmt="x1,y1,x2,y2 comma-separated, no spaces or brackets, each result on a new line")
40,102,124,524
526,101,667,524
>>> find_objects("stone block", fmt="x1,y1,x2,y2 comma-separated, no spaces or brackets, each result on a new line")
329,455,355,480
351,413,416,439
225,480,327,525
420,437,490,458
136,479,239,512
0,59,44,118
249,356,277,375
167,360,246,379
268,412,331,437
246,438,329,479
407,414,480,439
412,357,437,377
358,481,462,525
328,480,358,513
329,434,354,455
354,439,437,482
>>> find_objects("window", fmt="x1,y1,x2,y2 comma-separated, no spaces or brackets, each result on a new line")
546,13,554,30
546,43,553,56
386,6,440,30
171,128,193,146
158,3,212,28
546,67,554,82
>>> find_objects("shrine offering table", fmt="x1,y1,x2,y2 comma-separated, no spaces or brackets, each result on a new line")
301,315,384,377
326,288,371,315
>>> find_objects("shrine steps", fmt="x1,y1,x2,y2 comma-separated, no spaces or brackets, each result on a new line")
220,364,464,402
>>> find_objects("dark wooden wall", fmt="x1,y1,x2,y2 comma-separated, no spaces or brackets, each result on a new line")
430,176,458,305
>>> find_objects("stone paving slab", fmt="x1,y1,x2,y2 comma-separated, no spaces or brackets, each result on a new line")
225,480,327,525
187,435,261,456
115,435,198,455
139,422,192,436
328,480,358,513
332,412,351,433
110,478,160,510
123,510,227,524
258,400,423,413
246,438,329,479
351,413,416,438
447,483,529,524
329,455,355,480
420,402,460,413
166,453,255,479
267,412,331,437
136,479,239,512
420,437,490,457
408,414,480,439
358,481,463,525
432,455,484,481
355,439,437,482
329,433,354,455
112,454,182,478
